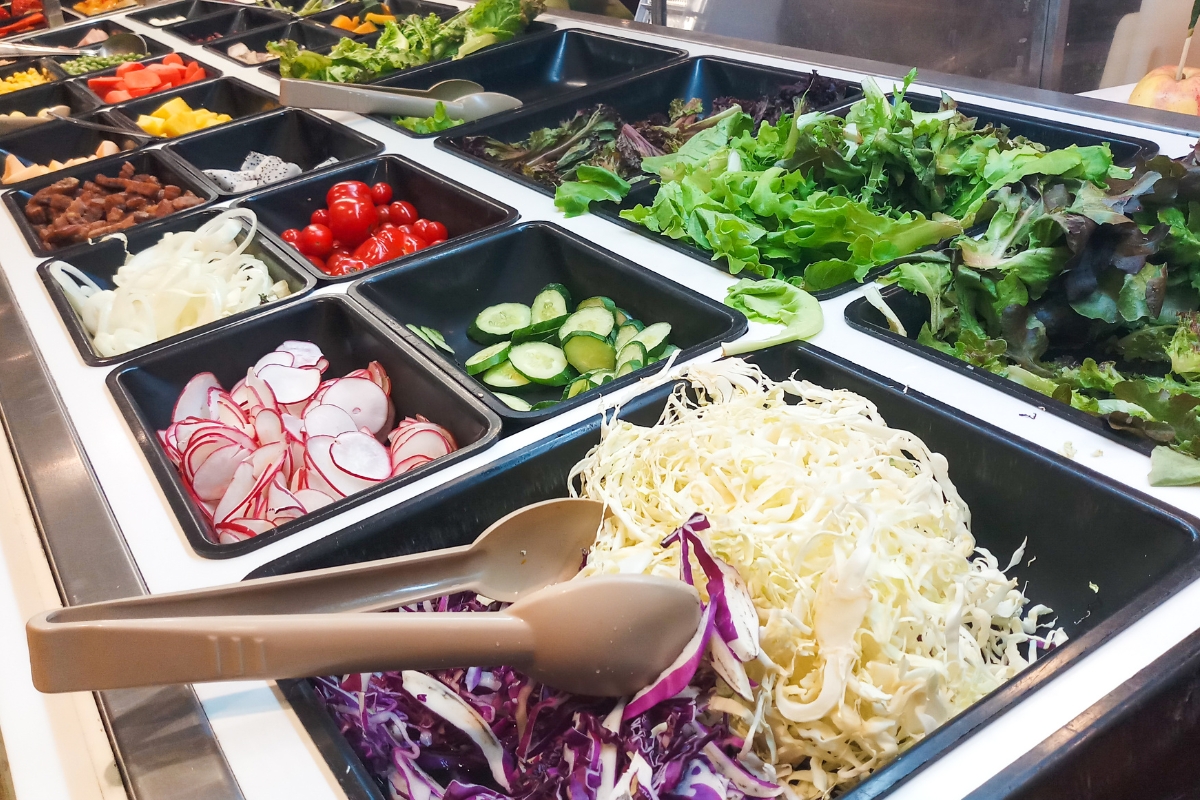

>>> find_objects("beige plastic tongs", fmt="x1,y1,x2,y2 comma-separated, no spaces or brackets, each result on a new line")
26,499,701,697
279,78,523,122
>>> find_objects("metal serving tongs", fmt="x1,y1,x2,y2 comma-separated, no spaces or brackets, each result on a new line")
279,77,523,122
0,32,148,58
26,498,701,697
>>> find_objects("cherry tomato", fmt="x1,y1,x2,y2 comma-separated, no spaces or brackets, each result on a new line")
370,182,393,205
388,201,417,226
280,228,301,245
326,180,371,206
305,254,326,273
397,231,424,255
375,204,390,224
298,223,333,258
328,196,377,249
326,252,367,276
426,237,447,247
413,219,447,242
310,208,330,227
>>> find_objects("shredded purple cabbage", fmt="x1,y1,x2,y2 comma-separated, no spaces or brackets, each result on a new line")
311,517,776,800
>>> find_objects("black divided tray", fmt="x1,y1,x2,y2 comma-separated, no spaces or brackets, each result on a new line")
22,19,173,67
165,6,288,43
3,147,217,258
205,19,341,67
0,111,145,191
128,0,241,26
245,342,1200,800
107,76,280,141
236,154,518,283
39,206,316,366
370,29,686,139
0,57,68,90
971,626,1200,800
843,283,1156,455
107,294,502,558
165,107,383,197
350,221,747,430
76,52,223,106
305,0,458,30
0,78,99,116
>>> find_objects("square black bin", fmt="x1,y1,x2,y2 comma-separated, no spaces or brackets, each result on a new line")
78,52,223,106
129,0,241,26
371,29,686,138
108,77,280,141
165,108,383,197
0,112,145,191
305,0,457,29
843,284,1157,456
350,221,747,430
0,58,68,91
205,20,342,67
4,148,217,258
0,79,99,117
25,21,173,71
40,207,317,367
246,343,1200,800
236,154,518,283
107,294,502,558
165,7,288,44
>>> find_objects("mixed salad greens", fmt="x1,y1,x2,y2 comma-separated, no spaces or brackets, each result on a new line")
268,0,544,83
872,142,1200,484
393,100,465,134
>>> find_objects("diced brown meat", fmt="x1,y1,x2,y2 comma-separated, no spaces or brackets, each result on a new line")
44,225,83,244
162,185,181,201
24,202,45,225
171,194,202,210
121,180,161,198
118,162,135,179
125,196,146,211
94,173,126,190
106,206,124,223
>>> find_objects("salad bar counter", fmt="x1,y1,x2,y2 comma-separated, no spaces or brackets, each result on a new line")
2,2,1200,800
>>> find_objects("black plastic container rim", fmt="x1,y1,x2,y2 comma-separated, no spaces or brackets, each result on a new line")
0,109,150,192
842,282,1158,456
103,76,282,144
37,207,320,367
0,57,70,90
106,293,504,558
163,107,385,197
200,19,332,67
232,152,520,285
375,29,689,141
2,147,219,259
250,341,1200,800
162,4,290,40
348,220,749,426
127,0,248,24
0,78,102,114
68,53,226,106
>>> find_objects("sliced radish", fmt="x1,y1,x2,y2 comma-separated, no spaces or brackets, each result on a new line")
320,378,390,435
367,361,391,394
294,488,334,513
277,340,325,369
303,404,357,438
254,408,285,445
173,373,221,423
330,431,391,481
391,429,453,464
258,364,321,405
254,350,295,372
217,528,253,544
281,412,305,441
192,443,251,502
289,466,307,493
249,442,286,479
213,461,257,523
391,454,432,476
265,477,304,522
306,435,376,497
244,370,279,412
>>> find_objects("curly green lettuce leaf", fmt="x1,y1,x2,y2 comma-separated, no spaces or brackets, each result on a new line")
393,101,464,135
722,279,823,355
1149,445,1200,486
553,165,631,217
267,39,332,79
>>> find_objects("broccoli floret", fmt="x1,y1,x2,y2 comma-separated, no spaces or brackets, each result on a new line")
1169,312,1200,375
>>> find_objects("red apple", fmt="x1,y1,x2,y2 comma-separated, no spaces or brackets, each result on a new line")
1130,65,1200,115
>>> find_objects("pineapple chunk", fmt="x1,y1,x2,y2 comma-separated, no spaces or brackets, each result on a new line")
153,96,192,120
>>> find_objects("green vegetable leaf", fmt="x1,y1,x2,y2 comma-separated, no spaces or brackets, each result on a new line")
722,280,823,355
1149,445,1200,485
553,165,632,217
393,101,464,135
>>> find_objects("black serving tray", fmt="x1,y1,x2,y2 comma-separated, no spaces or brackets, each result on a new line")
22,19,173,70
204,19,341,67
165,107,383,197
350,221,747,430
246,342,1200,800
3,147,217,258
370,29,686,139
107,294,502,558
971,626,1200,800
128,0,242,26
0,77,99,117
0,111,144,190
39,206,316,366
0,57,67,91
75,52,223,105
107,76,280,141
235,154,518,283
164,6,288,43
305,0,457,32
843,282,1156,455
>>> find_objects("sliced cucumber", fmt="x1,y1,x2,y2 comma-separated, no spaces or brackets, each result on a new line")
588,369,615,386
494,392,532,411
630,322,672,357
564,375,591,399
481,360,530,389
614,307,633,326
616,341,647,370
650,344,680,364
559,306,615,341
614,321,644,351
511,315,567,344
531,400,559,410
577,296,616,312
509,342,573,386
562,330,616,373
616,360,641,377
468,303,532,344
531,284,571,323
465,341,511,375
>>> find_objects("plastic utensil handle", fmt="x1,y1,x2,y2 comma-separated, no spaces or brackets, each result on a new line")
279,78,441,117
0,44,83,56
27,611,533,692
39,544,482,623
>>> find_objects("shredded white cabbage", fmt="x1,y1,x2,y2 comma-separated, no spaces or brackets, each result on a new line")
570,359,1064,799
50,208,290,357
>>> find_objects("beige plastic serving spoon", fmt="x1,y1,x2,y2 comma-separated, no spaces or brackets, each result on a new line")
280,77,522,122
